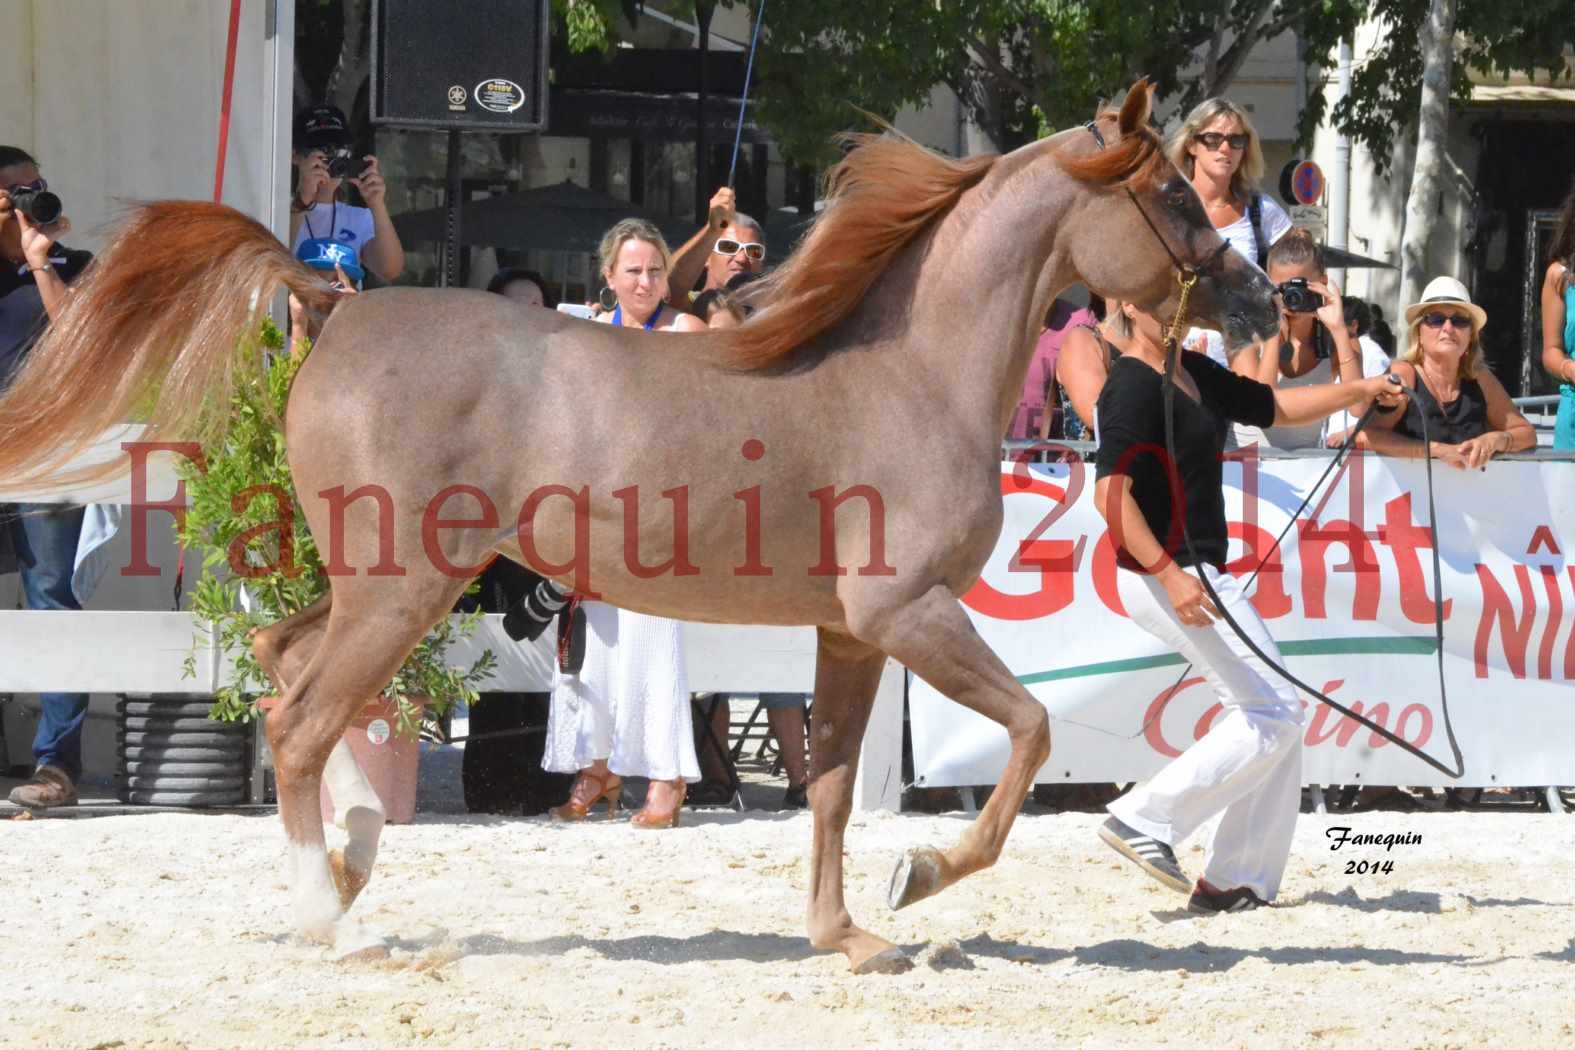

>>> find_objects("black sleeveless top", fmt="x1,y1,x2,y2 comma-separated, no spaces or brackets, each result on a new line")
1395,373,1488,444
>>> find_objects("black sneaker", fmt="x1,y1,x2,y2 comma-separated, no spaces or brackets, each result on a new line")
1098,815,1190,893
1187,880,1269,914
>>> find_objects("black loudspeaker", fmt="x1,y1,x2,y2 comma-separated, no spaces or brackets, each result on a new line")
370,0,549,131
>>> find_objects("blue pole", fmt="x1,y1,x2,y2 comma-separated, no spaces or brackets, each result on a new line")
727,0,768,188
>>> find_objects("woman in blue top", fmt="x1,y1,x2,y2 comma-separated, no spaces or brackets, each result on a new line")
1541,180,1575,450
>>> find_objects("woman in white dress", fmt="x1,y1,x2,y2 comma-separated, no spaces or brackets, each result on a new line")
542,219,705,828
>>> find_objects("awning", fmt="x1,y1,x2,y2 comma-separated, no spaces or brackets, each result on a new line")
1468,84,1575,106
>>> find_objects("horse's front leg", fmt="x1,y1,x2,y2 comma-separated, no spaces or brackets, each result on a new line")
804,628,913,974
846,584,1051,910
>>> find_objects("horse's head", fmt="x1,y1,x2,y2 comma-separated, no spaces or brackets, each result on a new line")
1057,82,1277,351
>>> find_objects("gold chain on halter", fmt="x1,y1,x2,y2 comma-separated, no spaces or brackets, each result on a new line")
1164,269,1199,352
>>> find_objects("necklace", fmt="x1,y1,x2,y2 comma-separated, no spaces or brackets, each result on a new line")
611,302,664,330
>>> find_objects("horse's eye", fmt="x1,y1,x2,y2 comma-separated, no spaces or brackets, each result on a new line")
1167,191,1190,210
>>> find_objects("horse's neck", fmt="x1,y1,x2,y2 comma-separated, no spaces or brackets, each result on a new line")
880,149,1075,447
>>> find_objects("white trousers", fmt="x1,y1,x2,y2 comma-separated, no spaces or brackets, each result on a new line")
1106,564,1305,900
543,602,700,783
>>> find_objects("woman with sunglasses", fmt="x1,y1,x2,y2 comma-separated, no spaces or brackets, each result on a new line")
1166,98,1291,272
1166,98,1293,368
1358,276,1535,468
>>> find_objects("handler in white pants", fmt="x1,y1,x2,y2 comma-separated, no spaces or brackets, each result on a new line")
1087,299,1402,913
1108,566,1304,903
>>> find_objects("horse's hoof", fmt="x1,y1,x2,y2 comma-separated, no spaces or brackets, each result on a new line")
331,922,389,963
334,942,390,964
888,846,945,911
852,946,914,975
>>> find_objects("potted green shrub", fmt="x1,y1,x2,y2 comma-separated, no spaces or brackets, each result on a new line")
178,320,495,821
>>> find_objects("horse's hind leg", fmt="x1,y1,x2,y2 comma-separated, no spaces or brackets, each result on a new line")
844,584,1051,911
266,572,469,957
249,595,379,909
804,628,913,975
251,593,331,693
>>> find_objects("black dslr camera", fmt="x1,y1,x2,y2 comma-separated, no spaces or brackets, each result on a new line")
321,145,358,180
1277,277,1323,314
9,183,62,225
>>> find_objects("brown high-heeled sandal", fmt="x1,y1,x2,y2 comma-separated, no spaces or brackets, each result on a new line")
549,768,623,822
630,778,686,829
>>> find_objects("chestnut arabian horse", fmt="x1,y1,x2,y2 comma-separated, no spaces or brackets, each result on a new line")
0,84,1275,972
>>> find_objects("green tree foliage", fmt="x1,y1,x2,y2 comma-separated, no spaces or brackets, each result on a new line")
1300,0,1573,173
747,1,1333,164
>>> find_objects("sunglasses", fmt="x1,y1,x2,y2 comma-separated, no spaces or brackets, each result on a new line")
713,238,765,262
1194,132,1249,151
1420,312,1474,330
4,177,46,195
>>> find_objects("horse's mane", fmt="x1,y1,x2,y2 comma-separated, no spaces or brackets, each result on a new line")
717,84,1166,371
720,133,998,370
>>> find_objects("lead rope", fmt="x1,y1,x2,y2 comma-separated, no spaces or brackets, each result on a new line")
1158,292,1464,778
1067,121,1461,776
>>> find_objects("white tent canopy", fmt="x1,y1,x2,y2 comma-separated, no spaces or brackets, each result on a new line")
0,0,293,252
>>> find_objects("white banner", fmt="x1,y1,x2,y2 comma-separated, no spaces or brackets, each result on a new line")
911,453,1575,788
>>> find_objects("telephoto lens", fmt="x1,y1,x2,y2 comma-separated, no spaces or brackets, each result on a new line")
502,578,572,641
10,186,62,225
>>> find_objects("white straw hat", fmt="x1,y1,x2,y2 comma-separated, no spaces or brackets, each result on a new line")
1403,275,1487,332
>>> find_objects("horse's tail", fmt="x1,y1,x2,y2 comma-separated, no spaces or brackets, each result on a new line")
0,200,337,491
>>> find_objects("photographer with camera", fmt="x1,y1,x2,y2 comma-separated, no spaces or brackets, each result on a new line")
1229,230,1384,450
289,104,404,283
1,145,95,809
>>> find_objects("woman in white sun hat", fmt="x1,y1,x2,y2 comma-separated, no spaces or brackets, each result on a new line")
1355,275,1535,467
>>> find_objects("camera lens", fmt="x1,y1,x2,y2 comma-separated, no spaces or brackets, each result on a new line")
326,154,355,179
12,188,62,225
501,578,570,642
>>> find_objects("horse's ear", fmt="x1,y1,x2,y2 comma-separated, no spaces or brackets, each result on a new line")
1117,79,1154,137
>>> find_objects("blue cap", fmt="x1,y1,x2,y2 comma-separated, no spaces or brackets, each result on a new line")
296,238,365,284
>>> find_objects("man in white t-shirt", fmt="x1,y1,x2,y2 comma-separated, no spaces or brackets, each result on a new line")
289,104,404,282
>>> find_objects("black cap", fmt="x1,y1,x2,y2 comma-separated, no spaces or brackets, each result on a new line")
295,104,351,150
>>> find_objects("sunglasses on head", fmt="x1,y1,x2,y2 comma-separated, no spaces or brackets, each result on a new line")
1421,311,1474,330
1195,132,1249,151
713,238,765,262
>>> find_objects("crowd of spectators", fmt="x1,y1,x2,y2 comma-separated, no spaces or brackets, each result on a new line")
6,96,1570,816
1020,98,1553,475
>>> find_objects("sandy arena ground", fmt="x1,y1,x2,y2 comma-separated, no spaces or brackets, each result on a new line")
4,772,1574,1050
